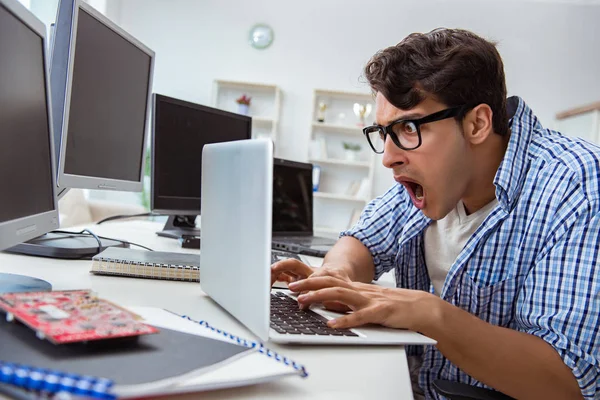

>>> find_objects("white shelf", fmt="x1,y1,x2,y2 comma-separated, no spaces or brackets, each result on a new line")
215,79,279,91
310,88,375,234
213,80,281,152
309,158,370,168
315,89,372,101
311,122,364,135
252,116,275,125
253,133,276,142
314,192,368,203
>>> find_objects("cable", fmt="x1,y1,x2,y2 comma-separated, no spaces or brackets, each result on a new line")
51,229,102,256
96,235,154,252
96,212,158,225
82,229,102,255
51,229,154,252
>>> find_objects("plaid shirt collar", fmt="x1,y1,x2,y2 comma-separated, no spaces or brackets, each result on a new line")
494,96,540,213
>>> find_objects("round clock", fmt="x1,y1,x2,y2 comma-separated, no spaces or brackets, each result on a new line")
249,24,274,50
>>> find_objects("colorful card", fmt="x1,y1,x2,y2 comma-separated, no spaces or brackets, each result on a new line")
0,290,158,344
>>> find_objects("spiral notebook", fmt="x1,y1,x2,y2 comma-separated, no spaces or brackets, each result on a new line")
90,247,200,282
0,306,307,399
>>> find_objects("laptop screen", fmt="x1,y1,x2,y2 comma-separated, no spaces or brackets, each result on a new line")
272,159,313,236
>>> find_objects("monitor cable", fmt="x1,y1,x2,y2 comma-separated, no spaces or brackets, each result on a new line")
95,212,159,225
51,229,154,256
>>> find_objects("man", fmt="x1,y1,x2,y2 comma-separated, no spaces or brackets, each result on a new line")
271,28,599,399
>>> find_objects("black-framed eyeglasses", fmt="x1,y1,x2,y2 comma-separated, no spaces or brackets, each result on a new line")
362,105,469,154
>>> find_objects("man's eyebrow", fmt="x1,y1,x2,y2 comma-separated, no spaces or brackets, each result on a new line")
375,113,424,126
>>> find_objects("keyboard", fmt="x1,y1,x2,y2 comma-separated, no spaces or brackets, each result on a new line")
270,250,301,264
270,292,358,336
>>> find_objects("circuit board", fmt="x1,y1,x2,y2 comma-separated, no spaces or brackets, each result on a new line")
0,290,158,344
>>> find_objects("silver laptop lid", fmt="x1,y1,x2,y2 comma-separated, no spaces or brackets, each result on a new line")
200,139,273,341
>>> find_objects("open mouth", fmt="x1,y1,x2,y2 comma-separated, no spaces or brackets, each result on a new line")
396,178,425,209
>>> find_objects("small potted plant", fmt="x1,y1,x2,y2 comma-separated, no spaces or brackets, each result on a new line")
236,94,252,115
343,142,361,161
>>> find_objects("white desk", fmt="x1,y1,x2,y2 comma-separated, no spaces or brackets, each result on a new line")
0,220,413,400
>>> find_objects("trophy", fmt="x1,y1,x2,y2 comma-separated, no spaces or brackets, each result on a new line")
353,103,372,127
317,101,327,123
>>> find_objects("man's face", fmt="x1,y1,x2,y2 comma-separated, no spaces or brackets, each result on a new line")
376,92,472,220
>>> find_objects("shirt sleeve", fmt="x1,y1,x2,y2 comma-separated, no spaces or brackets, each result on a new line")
340,184,410,280
515,209,600,398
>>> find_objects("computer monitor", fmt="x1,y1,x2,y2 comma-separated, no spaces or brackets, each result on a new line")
272,158,313,235
54,0,154,194
151,94,252,239
7,0,154,258
0,0,59,292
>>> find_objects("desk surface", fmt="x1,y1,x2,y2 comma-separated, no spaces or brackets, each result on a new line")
0,220,412,400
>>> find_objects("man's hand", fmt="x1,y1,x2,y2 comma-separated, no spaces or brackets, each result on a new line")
270,259,353,312
289,276,441,332
270,259,353,286
270,259,316,286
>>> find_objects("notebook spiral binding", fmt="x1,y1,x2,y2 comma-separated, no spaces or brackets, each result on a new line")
91,254,200,282
180,316,308,378
0,361,115,399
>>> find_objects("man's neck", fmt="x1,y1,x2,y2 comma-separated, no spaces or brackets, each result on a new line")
462,132,510,215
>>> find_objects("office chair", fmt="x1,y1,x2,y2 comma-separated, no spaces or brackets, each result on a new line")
433,380,515,400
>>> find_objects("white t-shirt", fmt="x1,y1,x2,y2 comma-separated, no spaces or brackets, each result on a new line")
424,198,499,296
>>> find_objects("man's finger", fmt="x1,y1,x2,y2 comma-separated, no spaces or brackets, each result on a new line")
270,260,313,286
279,272,307,286
297,287,368,309
271,259,313,279
288,276,351,292
323,301,351,313
328,309,372,329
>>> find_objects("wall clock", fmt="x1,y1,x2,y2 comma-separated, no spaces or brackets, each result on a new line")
249,24,274,50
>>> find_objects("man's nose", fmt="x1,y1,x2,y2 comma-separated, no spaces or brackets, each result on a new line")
382,135,406,169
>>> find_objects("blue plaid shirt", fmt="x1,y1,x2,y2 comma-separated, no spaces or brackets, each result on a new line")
342,97,600,399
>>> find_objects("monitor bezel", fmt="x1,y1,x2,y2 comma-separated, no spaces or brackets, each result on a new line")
150,93,253,215
56,0,155,193
0,0,60,251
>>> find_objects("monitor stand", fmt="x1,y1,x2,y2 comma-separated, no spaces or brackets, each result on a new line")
0,273,52,294
5,233,128,259
156,215,200,240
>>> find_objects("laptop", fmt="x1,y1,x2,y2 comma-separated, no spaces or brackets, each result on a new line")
200,139,435,345
271,158,337,257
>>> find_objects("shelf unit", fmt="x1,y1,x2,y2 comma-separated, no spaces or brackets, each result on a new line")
313,192,369,202
212,80,282,145
309,89,376,237
554,101,600,145
309,157,371,169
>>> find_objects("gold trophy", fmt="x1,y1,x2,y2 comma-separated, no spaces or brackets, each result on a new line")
353,103,372,127
317,102,327,123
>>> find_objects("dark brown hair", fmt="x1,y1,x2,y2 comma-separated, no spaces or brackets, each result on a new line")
364,28,509,136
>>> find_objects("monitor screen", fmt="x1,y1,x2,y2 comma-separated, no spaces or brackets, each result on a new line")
61,5,152,184
152,95,252,214
0,2,55,224
272,159,313,234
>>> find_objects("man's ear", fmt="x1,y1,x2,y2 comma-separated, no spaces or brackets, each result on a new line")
462,104,493,145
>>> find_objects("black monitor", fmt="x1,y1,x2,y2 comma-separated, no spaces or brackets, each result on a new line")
151,94,252,239
272,158,314,235
7,0,154,259
0,0,59,292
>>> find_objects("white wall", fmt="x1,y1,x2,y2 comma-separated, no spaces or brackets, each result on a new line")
113,0,600,198
29,0,58,39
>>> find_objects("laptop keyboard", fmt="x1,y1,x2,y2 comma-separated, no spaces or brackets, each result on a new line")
270,292,358,337
271,250,301,264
